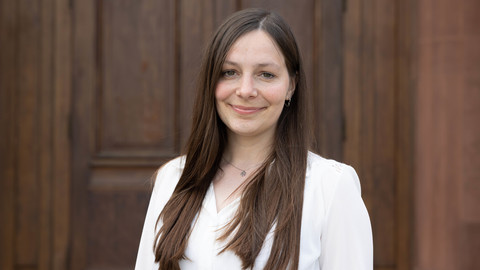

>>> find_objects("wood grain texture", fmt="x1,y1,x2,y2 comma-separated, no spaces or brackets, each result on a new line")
99,0,176,157
87,191,150,267
0,0,17,268
414,0,480,269
461,224,480,270
461,0,480,225
38,0,54,269
16,0,41,265
316,0,344,159
71,0,178,269
71,0,95,268
396,0,416,269
0,0,70,269
178,0,216,148
344,0,398,267
53,0,72,269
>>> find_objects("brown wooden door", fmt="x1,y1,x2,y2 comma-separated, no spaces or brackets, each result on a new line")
4,0,480,270
0,0,411,270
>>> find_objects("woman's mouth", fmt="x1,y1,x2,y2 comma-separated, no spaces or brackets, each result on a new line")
231,105,264,115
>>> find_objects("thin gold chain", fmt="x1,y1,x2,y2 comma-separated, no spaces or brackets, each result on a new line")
222,158,262,177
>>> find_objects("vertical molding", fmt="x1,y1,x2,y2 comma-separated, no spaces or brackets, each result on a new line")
317,0,344,159
372,0,397,266
396,0,416,269
343,0,362,176
39,0,55,268
178,0,202,148
17,0,41,265
460,1,480,269
94,0,103,156
312,0,322,152
178,0,219,148
174,0,181,153
0,0,17,269
71,0,95,268
52,0,72,269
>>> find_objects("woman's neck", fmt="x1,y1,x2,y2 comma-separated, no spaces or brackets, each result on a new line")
224,132,274,167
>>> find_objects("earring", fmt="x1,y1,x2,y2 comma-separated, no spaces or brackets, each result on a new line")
285,98,291,107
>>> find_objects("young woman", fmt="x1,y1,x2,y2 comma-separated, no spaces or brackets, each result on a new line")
135,8,372,270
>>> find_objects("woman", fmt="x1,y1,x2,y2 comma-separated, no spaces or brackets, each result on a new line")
135,8,372,270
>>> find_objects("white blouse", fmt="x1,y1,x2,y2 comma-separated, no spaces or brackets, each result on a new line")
135,152,373,270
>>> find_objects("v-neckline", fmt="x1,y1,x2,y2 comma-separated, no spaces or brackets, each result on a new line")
205,182,241,215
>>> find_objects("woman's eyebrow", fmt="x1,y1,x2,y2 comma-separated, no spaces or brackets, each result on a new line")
223,60,280,69
256,62,281,69
223,60,239,67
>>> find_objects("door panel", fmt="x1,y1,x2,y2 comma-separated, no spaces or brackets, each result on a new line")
72,0,177,269
99,0,176,157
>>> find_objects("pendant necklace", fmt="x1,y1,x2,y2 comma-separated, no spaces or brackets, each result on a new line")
222,158,261,177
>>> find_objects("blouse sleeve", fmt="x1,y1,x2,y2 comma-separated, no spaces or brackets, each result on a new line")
318,165,373,270
134,166,168,270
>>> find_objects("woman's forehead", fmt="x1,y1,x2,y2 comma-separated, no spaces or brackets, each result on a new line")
224,30,285,67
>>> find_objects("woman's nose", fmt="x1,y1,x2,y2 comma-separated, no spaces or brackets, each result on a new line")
236,75,257,98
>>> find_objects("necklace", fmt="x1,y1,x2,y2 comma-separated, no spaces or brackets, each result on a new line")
222,158,262,177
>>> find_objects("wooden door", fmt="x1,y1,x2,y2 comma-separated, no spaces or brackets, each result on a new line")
5,0,480,270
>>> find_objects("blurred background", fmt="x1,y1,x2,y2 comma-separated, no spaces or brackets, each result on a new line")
1,0,479,269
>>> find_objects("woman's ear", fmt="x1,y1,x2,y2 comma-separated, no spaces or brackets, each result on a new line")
286,88,295,100
287,75,297,99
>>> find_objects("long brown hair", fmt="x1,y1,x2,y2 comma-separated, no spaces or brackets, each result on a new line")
154,8,310,270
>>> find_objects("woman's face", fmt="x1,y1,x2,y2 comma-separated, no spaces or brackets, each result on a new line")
215,30,294,140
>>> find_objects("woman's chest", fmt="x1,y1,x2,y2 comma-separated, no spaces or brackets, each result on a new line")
181,182,326,270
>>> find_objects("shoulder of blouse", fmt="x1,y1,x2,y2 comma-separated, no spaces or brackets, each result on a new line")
306,151,360,191
151,155,186,194
157,155,185,175
305,151,362,212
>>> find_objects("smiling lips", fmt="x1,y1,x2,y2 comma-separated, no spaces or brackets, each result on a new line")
231,105,265,115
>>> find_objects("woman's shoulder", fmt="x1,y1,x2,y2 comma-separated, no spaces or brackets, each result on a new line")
162,155,186,170
156,155,186,175
304,152,363,220
306,151,361,194
307,151,352,174
151,155,186,193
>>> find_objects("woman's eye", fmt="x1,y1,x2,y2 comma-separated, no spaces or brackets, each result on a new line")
260,72,275,79
222,70,236,77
